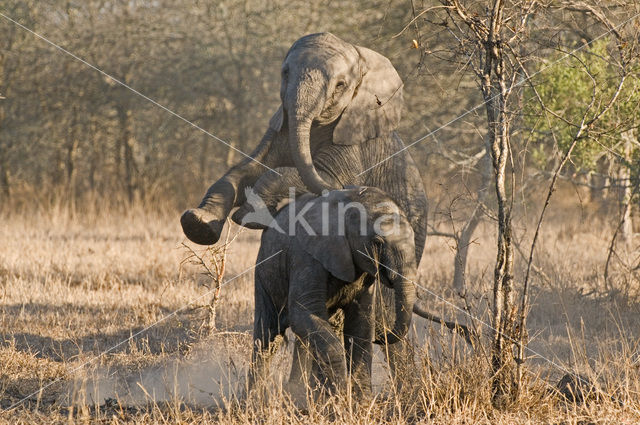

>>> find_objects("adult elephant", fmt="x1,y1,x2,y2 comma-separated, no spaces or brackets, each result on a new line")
181,32,427,264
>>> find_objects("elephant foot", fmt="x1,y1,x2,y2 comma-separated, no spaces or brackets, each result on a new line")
283,379,311,409
180,208,224,245
231,202,277,230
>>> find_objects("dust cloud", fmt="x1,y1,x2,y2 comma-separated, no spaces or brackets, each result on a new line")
62,335,256,408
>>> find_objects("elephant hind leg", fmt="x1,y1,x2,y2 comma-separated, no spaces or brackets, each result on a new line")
249,284,286,392
383,337,416,393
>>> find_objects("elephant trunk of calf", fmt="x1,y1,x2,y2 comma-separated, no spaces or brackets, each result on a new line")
375,257,417,345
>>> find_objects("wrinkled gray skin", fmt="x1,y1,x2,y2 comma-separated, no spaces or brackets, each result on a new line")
249,187,417,395
180,32,427,258
179,32,428,394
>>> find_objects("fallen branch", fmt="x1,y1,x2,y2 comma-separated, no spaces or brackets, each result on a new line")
413,298,476,346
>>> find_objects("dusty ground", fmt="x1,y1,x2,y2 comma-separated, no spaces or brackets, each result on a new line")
0,201,639,423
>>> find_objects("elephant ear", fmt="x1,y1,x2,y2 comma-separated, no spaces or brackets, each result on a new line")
268,105,284,131
333,46,404,145
294,195,357,282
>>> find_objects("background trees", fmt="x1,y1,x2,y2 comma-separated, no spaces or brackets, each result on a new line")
2,1,636,216
526,38,640,242
0,1,433,210
408,0,639,406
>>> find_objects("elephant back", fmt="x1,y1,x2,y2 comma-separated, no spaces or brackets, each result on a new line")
359,132,427,265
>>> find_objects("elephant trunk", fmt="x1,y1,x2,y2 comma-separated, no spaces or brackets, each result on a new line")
375,251,417,345
287,87,334,194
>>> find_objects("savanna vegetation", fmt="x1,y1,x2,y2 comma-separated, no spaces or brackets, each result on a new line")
1,1,640,423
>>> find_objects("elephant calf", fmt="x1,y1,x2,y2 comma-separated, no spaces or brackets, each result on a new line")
249,186,418,396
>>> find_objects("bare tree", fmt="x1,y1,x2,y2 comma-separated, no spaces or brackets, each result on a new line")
413,0,537,406
410,0,640,407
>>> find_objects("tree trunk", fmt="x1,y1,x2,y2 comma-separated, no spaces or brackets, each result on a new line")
481,3,517,408
200,135,209,183
0,106,9,201
124,133,136,204
453,148,492,295
65,106,79,205
0,158,9,201
52,149,65,190
117,104,137,204
618,130,634,246
115,126,123,191
225,139,236,168
587,172,605,205
88,121,98,195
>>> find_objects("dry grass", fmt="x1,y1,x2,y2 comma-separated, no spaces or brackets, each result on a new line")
0,199,639,424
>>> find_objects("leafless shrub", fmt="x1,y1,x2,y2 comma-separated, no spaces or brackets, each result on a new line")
180,220,242,335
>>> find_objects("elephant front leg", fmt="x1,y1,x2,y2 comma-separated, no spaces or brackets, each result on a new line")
343,283,375,398
290,311,348,395
288,309,344,397
232,143,366,229
289,335,313,384
231,167,303,229
288,263,348,395
248,284,284,394
182,126,287,245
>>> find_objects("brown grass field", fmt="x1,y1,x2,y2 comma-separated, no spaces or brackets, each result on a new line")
1,196,640,424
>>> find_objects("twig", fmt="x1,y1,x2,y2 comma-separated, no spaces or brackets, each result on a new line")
413,298,476,346
180,219,242,333
604,198,632,287
512,235,551,286
517,12,631,393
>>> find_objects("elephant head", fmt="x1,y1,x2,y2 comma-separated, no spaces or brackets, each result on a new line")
273,33,404,194
294,187,417,344
181,33,405,245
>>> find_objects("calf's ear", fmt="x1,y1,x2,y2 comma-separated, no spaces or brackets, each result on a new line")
294,198,356,283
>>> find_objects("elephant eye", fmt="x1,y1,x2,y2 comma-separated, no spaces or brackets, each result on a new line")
335,80,346,90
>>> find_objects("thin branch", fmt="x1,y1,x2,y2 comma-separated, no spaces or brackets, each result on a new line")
604,194,634,286
517,9,631,388
413,298,476,346
394,5,449,39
